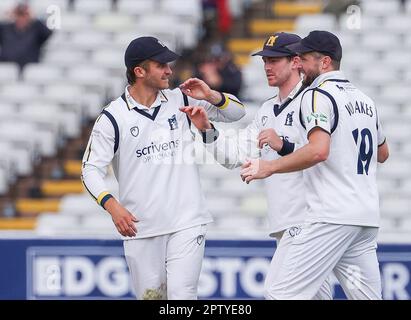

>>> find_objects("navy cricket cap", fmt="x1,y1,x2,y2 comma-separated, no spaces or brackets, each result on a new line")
251,32,301,57
124,36,179,69
286,30,342,61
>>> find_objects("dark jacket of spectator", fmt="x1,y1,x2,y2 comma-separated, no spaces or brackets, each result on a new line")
0,4,52,69
197,49,242,97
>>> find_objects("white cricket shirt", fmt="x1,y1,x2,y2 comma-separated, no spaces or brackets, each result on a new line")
82,87,245,239
299,71,386,227
207,81,308,235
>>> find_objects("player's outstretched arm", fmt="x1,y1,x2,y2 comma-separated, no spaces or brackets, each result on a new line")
180,106,260,169
180,77,245,122
180,78,222,104
240,128,330,183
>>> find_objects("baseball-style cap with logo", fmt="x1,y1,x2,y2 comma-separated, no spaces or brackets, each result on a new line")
251,32,301,57
124,36,180,69
286,30,342,61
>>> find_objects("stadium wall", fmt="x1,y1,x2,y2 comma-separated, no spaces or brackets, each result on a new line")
0,238,410,300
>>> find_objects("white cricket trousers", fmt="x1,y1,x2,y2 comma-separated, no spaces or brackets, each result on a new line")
266,223,382,300
265,226,333,300
123,224,207,300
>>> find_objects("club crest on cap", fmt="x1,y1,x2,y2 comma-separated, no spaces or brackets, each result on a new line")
266,35,279,47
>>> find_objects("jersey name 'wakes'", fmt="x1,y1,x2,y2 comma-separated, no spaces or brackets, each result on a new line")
345,101,374,117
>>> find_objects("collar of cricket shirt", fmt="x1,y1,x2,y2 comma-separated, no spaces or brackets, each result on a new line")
124,86,168,111
273,80,305,117
309,70,347,89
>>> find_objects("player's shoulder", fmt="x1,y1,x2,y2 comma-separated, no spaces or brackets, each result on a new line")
254,97,277,121
103,96,126,114
259,94,278,109
165,88,185,101
263,94,278,104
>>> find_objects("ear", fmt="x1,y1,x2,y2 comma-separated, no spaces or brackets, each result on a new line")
134,66,146,78
291,56,302,70
322,56,332,70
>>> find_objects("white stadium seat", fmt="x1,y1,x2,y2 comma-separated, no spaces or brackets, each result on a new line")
59,194,105,215
94,13,134,32
361,32,400,51
117,0,155,14
36,213,80,235
43,30,70,50
60,13,91,31
0,103,16,116
383,15,411,33
358,68,398,86
74,0,112,13
43,83,83,102
44,49,89,66
23,63,64,84
340,50,377,69
0,163,9,195
66,65,108,83
0,116,57,157
0,141,32,177
361,0,401,16
399,218,411,232
380,195,411,218
92,49,124,69
295,14,337,32
339,15,382,31
1,83,41,102
382,123,411,144
380,52,411,69
161,0,203,23
70,31,112,50
0,63,20,83
380,85,411,105
30,0,69,16
379,218,397,233
0,0,17,13
378,157,411,180
81,215,118,236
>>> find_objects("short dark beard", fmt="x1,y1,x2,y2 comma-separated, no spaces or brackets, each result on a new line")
302,71,320,86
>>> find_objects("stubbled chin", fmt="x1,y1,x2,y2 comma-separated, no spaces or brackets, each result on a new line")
161,79,169,88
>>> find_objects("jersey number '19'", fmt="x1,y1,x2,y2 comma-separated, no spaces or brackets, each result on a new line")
352,128,373,175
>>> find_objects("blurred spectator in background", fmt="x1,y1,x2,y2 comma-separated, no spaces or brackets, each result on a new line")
202,0,232,41
196,43,242,97
323,0,359,21
169,48,196,88
0,3,52,70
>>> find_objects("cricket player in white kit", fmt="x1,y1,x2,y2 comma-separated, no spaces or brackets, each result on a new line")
81,36,245,300
240,31,389,299
181,32,332,299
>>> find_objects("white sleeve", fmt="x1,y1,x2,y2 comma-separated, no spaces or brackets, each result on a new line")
204,113,261,169
301,89,334,136
376,109,386,146
81,113,117,207
187,92,246,122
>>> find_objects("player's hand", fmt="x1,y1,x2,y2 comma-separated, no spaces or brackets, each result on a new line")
179,106,212,131
180,78,225,105
179,78,212,101
240,159,274,184
258,129,283,151
105,198,138,237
